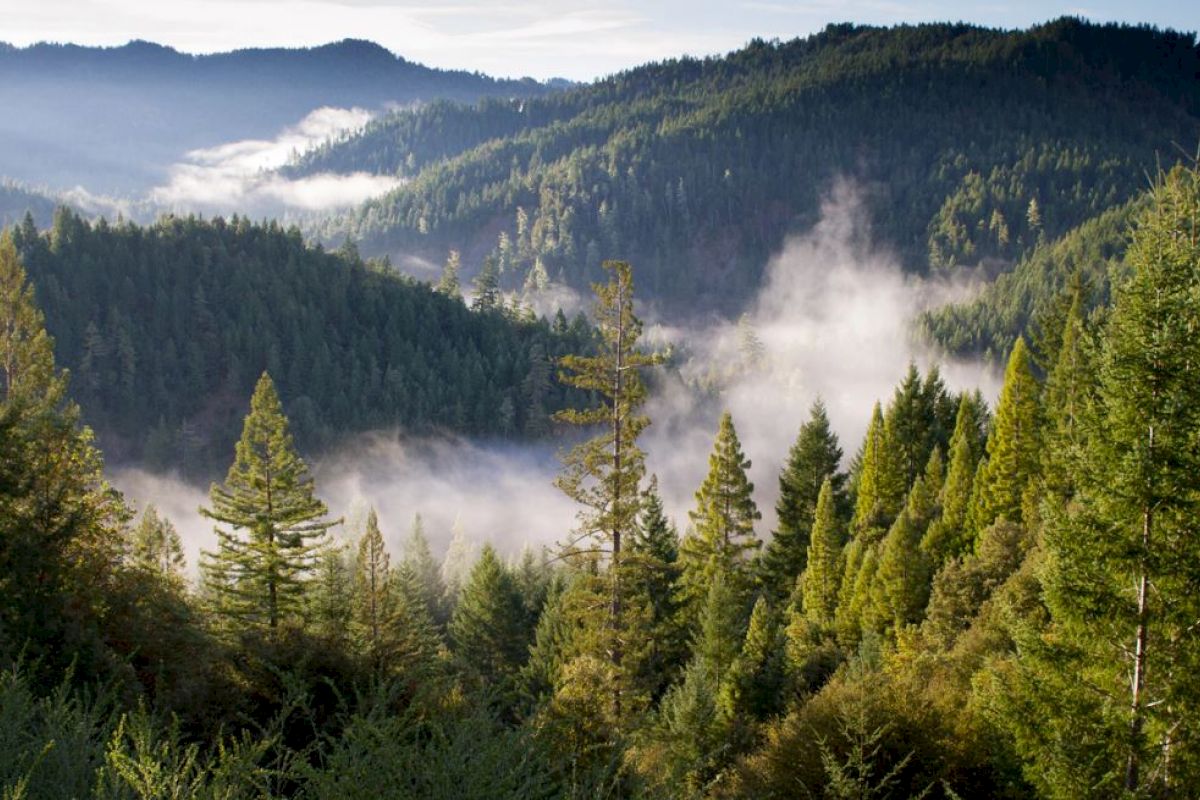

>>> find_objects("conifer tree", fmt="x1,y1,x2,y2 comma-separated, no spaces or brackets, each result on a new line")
723,596,788,721
388,559,445,679
1018,165,1200,794
520,575,575,706
402,514,448,626
921,394,987,564
800,478,845,630
555,260,660,720
436,250,462,300
0,232,126,664
352,509,394,669
448,543,529,698
627,477,687,700
758,399,845,603
967,338,1041,537
309,541,354,644
471,254,502,312
200,373,337,632
679,412,761,615
440,516,474,604
129,505,185,578
850,403,905,536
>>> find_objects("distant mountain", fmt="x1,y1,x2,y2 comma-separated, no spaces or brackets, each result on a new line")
0,39,557,193
302,19,1200,314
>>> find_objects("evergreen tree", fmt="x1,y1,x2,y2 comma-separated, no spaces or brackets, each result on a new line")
519,575,575,707
448,544,529,699
555,260,661,720
921,394,988,565
129,505,185,578
440,516,474,604
471,254,502,312
850,402,905,536
402,514,448,627
388,559,445,679
758,399,845,603
0,232,126,669
679,412,762,615
1015,165,1200,795
309,541,354,645
723,596,788,721
200,373,337,632
967,338,1042,537
626,477,687,700
436,249,462,300
353,509,394,670
800,478,845,631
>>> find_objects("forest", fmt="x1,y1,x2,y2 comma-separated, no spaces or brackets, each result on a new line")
301,19,1200,313
2,151,1199,798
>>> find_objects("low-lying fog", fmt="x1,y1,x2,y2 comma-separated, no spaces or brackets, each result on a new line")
112,184,1000,578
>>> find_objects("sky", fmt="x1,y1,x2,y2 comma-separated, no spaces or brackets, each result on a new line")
3,0,1198,81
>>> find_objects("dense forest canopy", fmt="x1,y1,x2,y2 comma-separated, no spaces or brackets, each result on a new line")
12,209,595,474
3,163,1200,798
300,18,1200,312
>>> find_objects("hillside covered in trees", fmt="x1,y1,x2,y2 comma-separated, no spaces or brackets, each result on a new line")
13,209,594,474
301,18,1200,312
3,159,1200,798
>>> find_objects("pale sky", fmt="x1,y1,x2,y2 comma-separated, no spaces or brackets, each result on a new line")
3,0,1198,81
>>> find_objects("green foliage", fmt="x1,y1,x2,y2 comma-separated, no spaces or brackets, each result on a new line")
448,544,530,704
758,399,846,603
966,338,1042,538
920,394,988,566
200,373,337,633
13,211,593,475
129,504,185,579
799,478,845,631
679,412,762,615
723,597,788,722
313,21,1199,314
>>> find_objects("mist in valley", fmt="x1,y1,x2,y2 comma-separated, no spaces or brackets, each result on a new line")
113,182,1000,579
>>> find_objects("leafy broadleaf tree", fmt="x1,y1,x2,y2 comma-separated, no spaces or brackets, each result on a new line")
200,373,337,633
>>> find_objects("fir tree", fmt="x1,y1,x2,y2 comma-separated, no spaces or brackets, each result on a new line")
200,373,337,632
967,338,1041,537
353,509,394,670
440,516,474,604
679,412,762,615
801,478,845,630
129,505,185,578
309,541,354,645
723,596,788,721
851,402,905,537
471,254,502,312
758,399,845,603
554,260,661,720
435,249,462,300
921,394,987,565
448,544,530,699
402,514,448,627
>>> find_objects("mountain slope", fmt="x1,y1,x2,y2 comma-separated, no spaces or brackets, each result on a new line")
13,210,593,475
304,19,1200,313
0,39,556,193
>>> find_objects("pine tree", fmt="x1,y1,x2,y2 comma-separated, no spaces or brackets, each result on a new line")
353,509,394,669
871,509,931,636
200,373,337,632
555,260,661,720
520,575,575,706
758,399,845,603
471,254,501,312
402,514,448,627
800,478,845,630
435,249,462,300
308,541,354,645
1021,165,1200,794
679,412,761,615
440,516,474,604
0,232,126,667
388,560,445,679
625,478,688,700
723,596,788,721
129,505,185,578
448,543,530,699
921,394,988,565
967,338,1041,538
851,402,905,537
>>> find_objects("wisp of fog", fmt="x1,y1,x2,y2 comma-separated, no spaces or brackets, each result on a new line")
113,182,1000,579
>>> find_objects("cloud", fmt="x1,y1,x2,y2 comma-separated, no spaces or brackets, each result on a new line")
111,180,1000,581
149,106,404,214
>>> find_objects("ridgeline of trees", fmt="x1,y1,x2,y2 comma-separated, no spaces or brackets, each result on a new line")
3,163,1200,797
300,18,1200,311
13,209,595,475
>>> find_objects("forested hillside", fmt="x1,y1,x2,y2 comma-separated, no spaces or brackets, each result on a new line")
303,18,1200,311
3,164,1200,798
0,38,557,192
13,209,594,474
